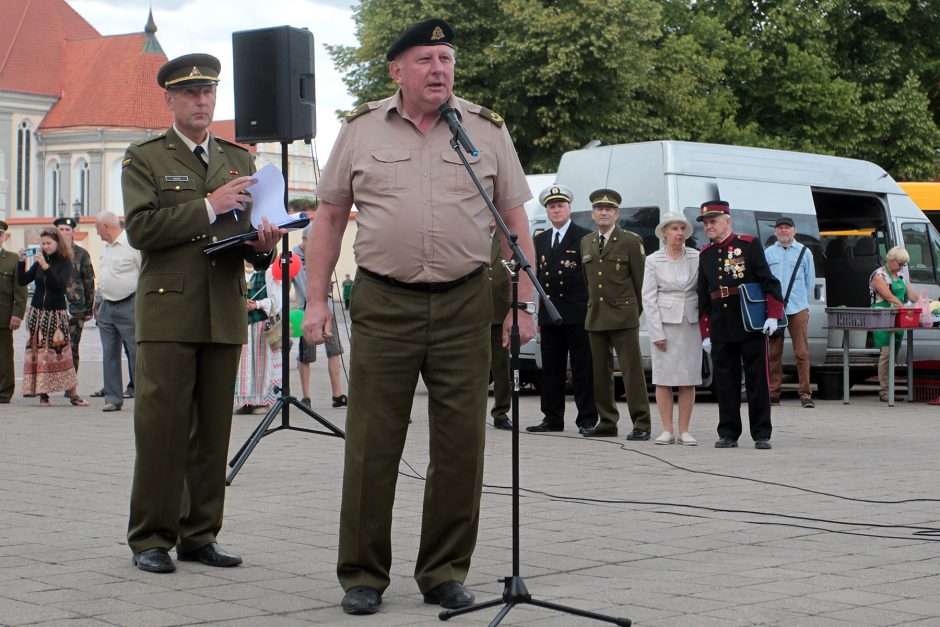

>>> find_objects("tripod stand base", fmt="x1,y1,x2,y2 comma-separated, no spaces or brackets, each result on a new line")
226,394,344,485
439,576,630,626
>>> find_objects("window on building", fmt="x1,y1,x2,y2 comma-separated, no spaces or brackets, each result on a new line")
74,159,90,216
48,160,61,215
16,120,32,211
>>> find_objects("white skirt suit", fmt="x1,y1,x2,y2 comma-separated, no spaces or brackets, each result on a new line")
641,247,702,387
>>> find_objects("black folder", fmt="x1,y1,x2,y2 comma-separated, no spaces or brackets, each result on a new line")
203,214,310,256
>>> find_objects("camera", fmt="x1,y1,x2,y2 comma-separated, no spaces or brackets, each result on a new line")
24,245,39,257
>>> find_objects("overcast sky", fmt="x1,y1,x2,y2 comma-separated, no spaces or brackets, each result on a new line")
67,0,360,161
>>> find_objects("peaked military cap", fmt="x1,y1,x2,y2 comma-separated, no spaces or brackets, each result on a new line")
0,220,8,232
589,188,622,208
696,200,730,222
53,216,78,228
539,184,573,207
158,53,221,89
386,18,455,61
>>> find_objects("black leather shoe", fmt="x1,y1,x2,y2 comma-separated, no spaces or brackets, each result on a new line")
132,548,175,573
626,429,650,441
0,397,10,404
526,420,562,433
714,437,738,448
493,417,513,430
177,542,242,567
423,580,475,609
342,586,382,615
582,425,618,438
576,421,598,435
754,439,773,450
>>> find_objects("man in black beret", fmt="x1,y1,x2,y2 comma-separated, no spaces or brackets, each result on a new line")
303,17,535,616
54,215,95,379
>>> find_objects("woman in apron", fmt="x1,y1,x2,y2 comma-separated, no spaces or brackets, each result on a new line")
869,246,920,401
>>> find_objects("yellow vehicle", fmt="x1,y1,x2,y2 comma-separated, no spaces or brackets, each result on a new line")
899,182,940,232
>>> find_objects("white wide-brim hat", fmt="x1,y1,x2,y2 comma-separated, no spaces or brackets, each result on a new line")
654,212,694,241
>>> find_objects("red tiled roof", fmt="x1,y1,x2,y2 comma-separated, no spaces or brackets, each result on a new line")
210,120,256,152
0,0,99,96
40,33,172,130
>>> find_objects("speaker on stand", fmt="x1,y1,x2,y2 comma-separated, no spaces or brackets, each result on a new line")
227,26,343,485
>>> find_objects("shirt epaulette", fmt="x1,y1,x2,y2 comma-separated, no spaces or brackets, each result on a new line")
344,103,374,123
214,137,249,151
475,106,504,127
737,234,755,243
132,132,166,147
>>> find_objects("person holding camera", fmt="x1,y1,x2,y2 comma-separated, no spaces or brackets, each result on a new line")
16,228,88,407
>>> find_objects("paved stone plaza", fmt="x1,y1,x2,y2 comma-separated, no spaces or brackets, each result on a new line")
2,322,939,626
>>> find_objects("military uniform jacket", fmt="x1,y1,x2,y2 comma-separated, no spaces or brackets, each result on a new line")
580,226,646,332
697,232,783,344
535,222,591,326
0,249,27,326
122,127,270,345
65,245,95,318
488,230,511,324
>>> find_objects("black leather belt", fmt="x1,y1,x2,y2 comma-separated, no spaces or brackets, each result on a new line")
360,265,485,293
105,292,135,305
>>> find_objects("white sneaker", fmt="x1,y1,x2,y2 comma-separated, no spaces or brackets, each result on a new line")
654,432,674,445
678,432,698,446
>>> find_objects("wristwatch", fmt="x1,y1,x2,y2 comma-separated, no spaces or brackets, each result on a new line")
518,302,537,315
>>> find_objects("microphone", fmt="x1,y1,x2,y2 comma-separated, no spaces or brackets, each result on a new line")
438,104,479,157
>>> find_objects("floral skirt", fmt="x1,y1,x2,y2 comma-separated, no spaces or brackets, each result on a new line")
22,307,78,396
234,321,282,406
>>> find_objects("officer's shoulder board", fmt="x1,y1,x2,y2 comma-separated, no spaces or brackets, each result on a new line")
214,136,249,152
474,106,504,127
736,234,756,243
131,132,166,148
344,101,382,123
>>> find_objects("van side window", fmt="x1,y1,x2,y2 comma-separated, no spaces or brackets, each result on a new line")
571,206,659,253
901,222,940,285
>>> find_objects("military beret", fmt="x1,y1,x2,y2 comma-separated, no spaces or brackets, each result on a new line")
775,216,795,227
0,220,7,232
157,53,221,90
539,184,573,207
53,216,78,228
386,18,454,61
590,188,622,208
696,200,730,222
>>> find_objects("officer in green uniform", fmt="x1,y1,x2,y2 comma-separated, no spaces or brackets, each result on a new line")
122,53,281,574
580,189,652,440
488,222,512,430
0,221,27,403
54,216,95,375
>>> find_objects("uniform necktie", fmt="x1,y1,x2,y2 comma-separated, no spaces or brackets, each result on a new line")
553,231,560,251
193,145,208,170
599,234,606,250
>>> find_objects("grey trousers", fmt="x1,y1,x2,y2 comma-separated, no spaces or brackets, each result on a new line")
98,297,137,407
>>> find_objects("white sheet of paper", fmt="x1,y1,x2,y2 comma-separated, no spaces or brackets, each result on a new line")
246,163,292,228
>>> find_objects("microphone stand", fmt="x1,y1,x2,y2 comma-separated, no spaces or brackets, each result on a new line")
438,120,630,626
226,141,345,485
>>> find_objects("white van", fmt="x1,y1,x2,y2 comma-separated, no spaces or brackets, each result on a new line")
537,140,940,397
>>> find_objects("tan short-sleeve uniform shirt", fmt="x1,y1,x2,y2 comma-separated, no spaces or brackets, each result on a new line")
316,91,531,283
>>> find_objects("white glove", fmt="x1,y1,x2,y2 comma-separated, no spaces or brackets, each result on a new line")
762,318,778,336
702,338,711,354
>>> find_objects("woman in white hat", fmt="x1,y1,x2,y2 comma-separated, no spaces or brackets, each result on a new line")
641,212,701,444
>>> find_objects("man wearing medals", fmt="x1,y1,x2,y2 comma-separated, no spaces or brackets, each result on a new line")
696,201,783,449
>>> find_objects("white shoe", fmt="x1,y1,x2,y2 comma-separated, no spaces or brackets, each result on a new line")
654,431,674,445
678,432,698,446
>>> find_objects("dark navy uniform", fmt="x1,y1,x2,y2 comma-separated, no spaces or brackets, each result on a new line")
534,220,596,431
697,214,783,444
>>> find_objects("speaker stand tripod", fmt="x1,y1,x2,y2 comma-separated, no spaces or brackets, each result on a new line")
227,141,344,486
437,127,630,625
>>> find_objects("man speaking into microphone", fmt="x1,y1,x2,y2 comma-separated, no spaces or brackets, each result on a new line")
302,18,535,616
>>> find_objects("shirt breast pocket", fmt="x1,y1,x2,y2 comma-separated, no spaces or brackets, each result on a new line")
158,178,200,205
440,150,481,195
370,150,412,192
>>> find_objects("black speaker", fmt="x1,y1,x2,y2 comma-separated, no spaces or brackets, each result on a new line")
233,26,316,144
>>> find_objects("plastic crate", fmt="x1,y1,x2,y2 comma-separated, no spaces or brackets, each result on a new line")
896,308,921,328
826,307,896,329
914,360,940,380
912,378,940,403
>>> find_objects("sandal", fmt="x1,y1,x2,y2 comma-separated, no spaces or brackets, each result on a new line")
332,394,348,408
69,395,89,407
39,393,51,407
